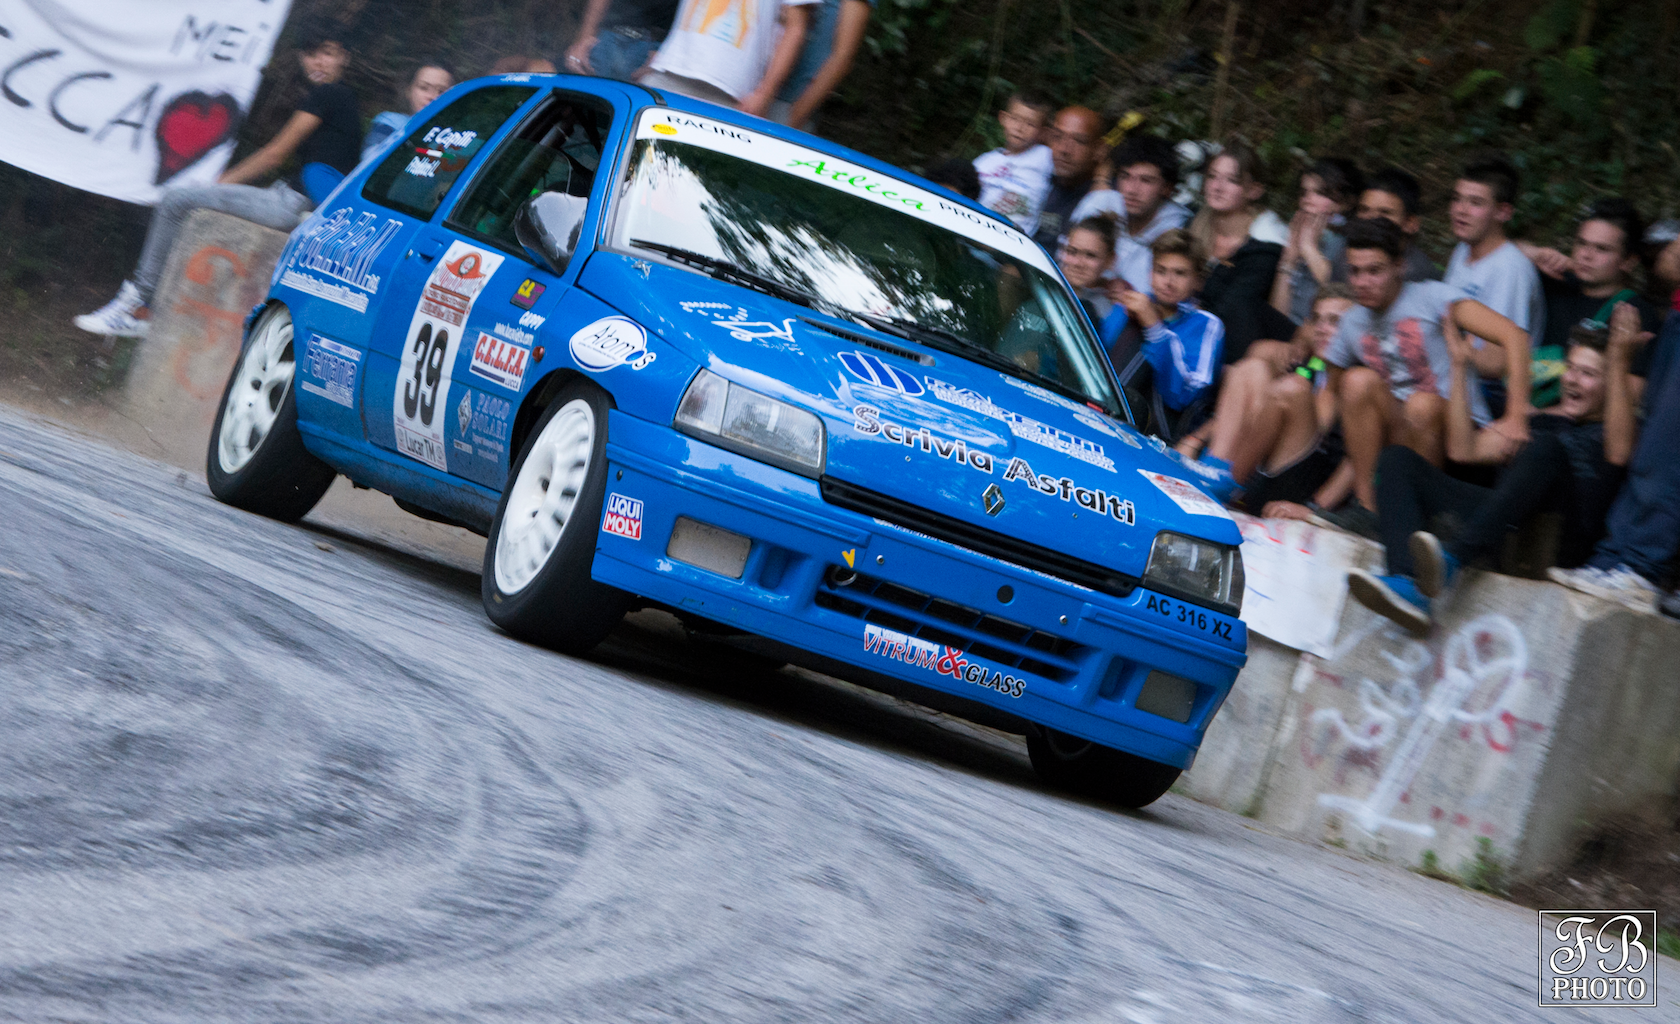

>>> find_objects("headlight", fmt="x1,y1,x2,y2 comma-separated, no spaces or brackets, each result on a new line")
1143,531,1244,616
675,369,826,476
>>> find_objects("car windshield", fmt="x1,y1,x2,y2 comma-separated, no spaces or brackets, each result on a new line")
608,111,1122,416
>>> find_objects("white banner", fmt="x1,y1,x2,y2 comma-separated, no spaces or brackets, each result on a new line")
0,0,292,204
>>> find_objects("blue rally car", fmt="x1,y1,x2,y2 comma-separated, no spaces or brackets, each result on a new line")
207,74,1247,807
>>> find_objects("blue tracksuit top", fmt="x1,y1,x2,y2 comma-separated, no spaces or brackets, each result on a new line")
1104,301,1225,410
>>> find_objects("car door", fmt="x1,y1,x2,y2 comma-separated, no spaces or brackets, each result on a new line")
353,82,543,464
368,86,624,489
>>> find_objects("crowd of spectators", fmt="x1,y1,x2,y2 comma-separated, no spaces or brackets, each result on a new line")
68,9,1680,631
974,92,1679,629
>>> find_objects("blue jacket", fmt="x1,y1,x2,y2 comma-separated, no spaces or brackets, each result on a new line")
1105,302,1224,410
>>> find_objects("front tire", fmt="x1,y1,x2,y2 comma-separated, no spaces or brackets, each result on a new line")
482,382,631,654
206,304,335,522
1025,726,1183,809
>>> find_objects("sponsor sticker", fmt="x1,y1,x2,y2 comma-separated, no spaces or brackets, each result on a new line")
465,391,512,460
602,493,644,540
1139,470,1231,519
569,316,656,372
511,278,546,310
840,350,923,395
299,333,361,407
1003,456,1135,525
862,623,1025,698
924,376,1114,471
679,301,799,348
278,207,403,313
469,330,530,391
392,241,504,470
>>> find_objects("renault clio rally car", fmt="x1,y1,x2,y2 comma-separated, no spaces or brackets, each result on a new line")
207,74,1247,807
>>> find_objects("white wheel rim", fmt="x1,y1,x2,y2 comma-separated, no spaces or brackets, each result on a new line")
217,310,295,474
494,398,596,595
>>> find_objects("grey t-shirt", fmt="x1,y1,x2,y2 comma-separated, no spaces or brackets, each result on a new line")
1325,280,1491,423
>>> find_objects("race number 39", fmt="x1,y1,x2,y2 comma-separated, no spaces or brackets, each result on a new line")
392,241,504,470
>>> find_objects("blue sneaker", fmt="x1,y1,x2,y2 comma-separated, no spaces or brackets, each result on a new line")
1409,531,1459,600
1347,569,1432,636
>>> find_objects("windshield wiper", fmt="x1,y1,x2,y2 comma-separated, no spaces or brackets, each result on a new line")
853,312,1113,414
630,239,835,312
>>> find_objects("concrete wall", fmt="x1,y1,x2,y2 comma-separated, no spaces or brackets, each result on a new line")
1183,520,1680,883
123,209,290,466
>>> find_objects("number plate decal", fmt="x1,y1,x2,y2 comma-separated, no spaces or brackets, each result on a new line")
393,241,505,470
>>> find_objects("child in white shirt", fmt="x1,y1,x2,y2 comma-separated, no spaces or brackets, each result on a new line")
973,92,1054,234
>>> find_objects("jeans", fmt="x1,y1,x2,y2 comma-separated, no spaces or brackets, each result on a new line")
1588,323,1680,581
134,181,311,304
590,29,661,82
1375,440,1617,577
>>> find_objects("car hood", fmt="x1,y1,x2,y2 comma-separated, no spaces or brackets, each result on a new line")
579,252,1240,578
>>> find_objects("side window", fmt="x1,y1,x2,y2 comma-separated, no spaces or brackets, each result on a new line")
446,93,614,255
362,86,537,221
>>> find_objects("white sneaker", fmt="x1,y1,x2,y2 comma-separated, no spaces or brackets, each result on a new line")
73,281,149,338
1547,565,1659,613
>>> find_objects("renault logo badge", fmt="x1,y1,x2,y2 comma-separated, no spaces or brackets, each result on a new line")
982,483,1005,516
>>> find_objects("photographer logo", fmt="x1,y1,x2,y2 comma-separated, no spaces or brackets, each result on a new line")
1538,910,1657,1007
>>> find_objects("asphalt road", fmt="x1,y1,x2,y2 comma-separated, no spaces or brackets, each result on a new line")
0,401,1669,1022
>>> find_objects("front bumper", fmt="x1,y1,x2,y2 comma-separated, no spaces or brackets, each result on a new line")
594,411,1248,769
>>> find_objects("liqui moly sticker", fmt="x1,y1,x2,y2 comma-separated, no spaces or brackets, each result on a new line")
569,316,656,372
1139,470,1231,519
469,330,529,390
601,493,644,540
392,241,505,471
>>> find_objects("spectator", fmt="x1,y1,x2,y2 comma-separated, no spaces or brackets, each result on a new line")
1031,106,1108,252
1518,198,1663,407
1550,305,1680,613
1324,217,1532,527
1068,134,1191,293
1443,154,1545,388
1270,157,1363,325
922,158,980,201
361,61,455,163
973,91,1055,234
641,0,816,114
564,0,681,81
1188,141,1291,365
1108,229,1223,417
1349,307,1644,633
489,55,559,74
1056,215,1118,325
74,23,362,339
772,0,875,130
1178,285,1357,504
1342,167,1440,283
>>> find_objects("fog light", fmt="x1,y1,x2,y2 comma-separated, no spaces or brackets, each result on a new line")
1135,670,1197,723
667,517,751,579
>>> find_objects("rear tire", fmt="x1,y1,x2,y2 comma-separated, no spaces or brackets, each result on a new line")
1025,726,1182,809
482,382,631,654
206,304,335,522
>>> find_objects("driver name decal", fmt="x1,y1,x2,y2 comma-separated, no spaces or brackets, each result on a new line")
392,241,504,471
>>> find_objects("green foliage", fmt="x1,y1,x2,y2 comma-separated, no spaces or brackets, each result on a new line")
1658,928,1680,962
1464,837,1509,895
1416,849,1454,881
1452,69,1504,104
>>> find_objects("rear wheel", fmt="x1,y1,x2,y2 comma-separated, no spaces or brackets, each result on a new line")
205,304,335,522
482,382,631,654
1025,726,1182,809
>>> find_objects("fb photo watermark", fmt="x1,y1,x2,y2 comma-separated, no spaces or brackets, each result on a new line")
1538,910,1657,1007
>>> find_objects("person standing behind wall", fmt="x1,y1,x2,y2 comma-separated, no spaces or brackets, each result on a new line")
565,0,682,80
770,0,874,131
1031,106,1109,252
361,62,455,164
639,0,818,115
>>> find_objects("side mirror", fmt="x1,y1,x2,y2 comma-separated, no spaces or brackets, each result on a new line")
513,192,590,275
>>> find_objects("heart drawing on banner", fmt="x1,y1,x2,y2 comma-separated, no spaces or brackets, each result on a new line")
153,92,242,185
